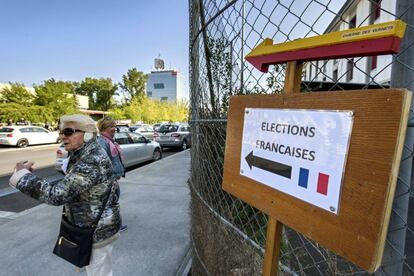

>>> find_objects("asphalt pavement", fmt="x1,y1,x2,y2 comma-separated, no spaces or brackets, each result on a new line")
0,149,191,276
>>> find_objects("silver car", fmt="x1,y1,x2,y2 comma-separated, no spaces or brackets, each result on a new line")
129,124,154,140
55,132,162,172
154,123,191,150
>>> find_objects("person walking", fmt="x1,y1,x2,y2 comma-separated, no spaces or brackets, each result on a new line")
97,117,128,232
9,114,121,276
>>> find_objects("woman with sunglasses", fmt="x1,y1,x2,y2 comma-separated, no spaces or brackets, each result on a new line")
9,114,121,276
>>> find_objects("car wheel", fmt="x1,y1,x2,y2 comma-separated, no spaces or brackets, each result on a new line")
152,148,162,161
181,140,188,151
17,139,29,148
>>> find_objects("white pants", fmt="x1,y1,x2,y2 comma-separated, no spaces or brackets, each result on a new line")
86,243,113,276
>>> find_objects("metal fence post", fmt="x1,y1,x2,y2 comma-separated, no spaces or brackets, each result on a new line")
382,1,414,275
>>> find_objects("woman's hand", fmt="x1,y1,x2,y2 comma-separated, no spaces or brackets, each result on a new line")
15,161,34,172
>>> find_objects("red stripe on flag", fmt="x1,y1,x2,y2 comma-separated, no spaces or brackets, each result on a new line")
317,173,329,195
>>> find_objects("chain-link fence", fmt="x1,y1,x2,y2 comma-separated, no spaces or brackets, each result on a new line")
189,0,414,275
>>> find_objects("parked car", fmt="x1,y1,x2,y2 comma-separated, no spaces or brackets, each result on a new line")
116,124,130,133
154,123,191,150
55,132,162,172
153,123,162,131
129,124,154,140
0,125,60,148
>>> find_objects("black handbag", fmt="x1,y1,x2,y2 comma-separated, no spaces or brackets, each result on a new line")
53,184,112,268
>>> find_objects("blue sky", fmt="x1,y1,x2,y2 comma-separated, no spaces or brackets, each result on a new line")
0,0,189,87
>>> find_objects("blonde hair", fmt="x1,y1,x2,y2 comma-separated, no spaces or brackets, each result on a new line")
60,114,98,141
97,117,116,133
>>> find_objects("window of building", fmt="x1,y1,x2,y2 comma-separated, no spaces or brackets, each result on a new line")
371,55,378,70
347,59,354,81
154,83,165,89
147,91,152,97
349,15,356,29
160,97,168,101
333,69,338,82
370,0,381,23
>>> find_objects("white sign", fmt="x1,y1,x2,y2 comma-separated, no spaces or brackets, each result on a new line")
240,108,354,214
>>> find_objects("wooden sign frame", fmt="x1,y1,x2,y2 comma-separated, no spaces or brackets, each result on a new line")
222,62,411,273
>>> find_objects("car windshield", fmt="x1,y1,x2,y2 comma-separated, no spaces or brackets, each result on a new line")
0,127,14,133
158,125,179,133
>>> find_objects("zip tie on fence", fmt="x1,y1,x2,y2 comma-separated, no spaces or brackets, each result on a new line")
190,182,299,276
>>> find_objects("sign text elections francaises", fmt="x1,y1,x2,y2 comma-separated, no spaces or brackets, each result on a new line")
240,108,354,214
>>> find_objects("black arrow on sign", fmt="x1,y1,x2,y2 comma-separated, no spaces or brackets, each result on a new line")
245,151,292,179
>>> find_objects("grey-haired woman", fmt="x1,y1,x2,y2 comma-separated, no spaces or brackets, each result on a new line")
9,114,121,276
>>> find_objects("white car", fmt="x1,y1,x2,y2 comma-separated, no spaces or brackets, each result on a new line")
0,125,60,148
55,132,162,172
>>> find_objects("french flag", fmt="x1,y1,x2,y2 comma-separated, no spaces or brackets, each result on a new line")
298,168,329,195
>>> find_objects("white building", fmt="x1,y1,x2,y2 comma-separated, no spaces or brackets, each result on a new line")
304,0,395,86
146,70,187,102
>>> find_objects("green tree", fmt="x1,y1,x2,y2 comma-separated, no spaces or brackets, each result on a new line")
108,97,189,124
76,77,118,111
0,103,54,124
119,68,147,103
207,37,232,116
0,82,34,105
33,79,78,119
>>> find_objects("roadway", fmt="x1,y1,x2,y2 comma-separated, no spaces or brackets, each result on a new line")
0,144,179,216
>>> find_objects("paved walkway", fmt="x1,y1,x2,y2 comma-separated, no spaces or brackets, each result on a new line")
0,150,191,276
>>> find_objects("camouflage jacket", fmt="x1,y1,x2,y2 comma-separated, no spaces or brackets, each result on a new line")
15,139,121,243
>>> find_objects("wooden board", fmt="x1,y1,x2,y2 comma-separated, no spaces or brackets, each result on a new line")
246,20,406,72
222,89,412,272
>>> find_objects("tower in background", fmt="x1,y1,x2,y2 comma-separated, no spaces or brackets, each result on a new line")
146,57,187,102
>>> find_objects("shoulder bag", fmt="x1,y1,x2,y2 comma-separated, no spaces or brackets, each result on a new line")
52,183,113,268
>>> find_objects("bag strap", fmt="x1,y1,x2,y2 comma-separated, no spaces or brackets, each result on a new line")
64,181,114,228
91,181,114,227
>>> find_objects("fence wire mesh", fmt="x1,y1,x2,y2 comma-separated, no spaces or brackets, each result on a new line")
189,0,414,275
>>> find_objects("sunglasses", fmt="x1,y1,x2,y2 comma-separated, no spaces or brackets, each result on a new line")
59,128,84,137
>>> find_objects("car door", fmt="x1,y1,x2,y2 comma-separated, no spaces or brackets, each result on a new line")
114,132,136,168
36,127,56,144
129,133,152,162
24,127,41,145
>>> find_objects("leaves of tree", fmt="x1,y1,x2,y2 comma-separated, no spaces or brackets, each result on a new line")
75,77,118,111
33,78,78,118
119,68,147,103
0,82,34,105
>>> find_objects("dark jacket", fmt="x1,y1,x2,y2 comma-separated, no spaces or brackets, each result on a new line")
15,139,121,243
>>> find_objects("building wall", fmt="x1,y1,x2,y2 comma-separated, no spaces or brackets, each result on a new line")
146,70,187,102
304,0,396,85
72,94,89,109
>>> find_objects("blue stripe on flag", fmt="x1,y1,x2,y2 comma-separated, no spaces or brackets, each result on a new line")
298,168,309,188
